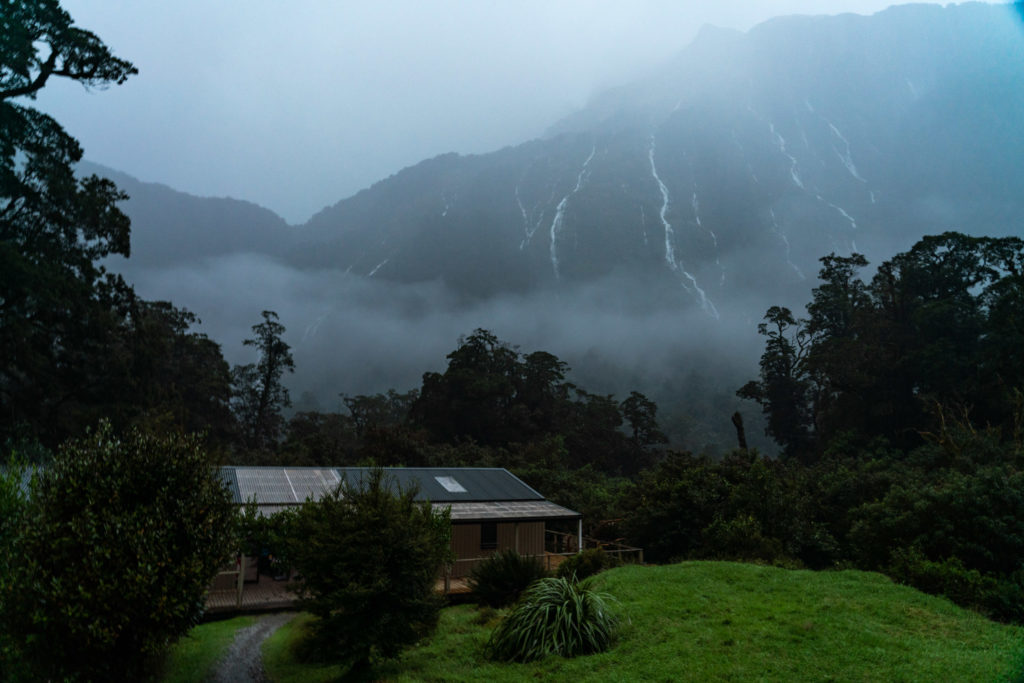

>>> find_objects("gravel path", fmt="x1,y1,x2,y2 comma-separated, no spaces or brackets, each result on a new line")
213,611,296,683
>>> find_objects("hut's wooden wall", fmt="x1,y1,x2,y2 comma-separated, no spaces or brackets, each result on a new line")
449,521,545,577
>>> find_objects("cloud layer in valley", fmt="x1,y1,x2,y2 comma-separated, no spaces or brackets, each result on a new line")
120,253,766,419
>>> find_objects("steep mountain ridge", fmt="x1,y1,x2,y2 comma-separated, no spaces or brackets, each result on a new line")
278,2,1023,314
81,161,292,270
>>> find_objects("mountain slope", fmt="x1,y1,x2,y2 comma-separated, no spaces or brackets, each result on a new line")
79,161,292,271
287,2,1024,314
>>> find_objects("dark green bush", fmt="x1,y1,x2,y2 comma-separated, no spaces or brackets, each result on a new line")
556,548,617,581
486,577,618,662
0,423,236,682
284,469,452,674
889,548,1024,622
469,550,548,607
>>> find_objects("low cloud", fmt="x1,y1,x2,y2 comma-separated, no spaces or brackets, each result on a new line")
119,254,767,415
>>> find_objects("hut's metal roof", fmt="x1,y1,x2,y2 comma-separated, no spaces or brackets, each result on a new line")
443,500,580,522
335,467,544,503
219,466,579,520
239,499,580,522
220,466,544,505
220,467,341,505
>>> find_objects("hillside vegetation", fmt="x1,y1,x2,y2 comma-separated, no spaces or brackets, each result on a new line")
261,562,1024,682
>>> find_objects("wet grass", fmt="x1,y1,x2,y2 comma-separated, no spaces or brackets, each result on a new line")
159,614,256,682
261,562,1024,681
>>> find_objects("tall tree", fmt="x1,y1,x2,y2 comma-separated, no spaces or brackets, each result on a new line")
1,0,137,445
231,310,295,453
620,390,668,447
738,306,815,458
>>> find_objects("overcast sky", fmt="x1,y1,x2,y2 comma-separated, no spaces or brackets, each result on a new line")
37,1,951,224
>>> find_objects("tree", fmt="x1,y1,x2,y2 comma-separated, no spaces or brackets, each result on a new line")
0,423,237,681
113,299,235,444
343,388,418,436
231,310,295,453
284,468,451,675
1,0,137,446
620,390,668,447
412,329,522,444
738,306,815,458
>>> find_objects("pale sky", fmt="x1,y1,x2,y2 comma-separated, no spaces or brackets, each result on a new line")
35,1,955,223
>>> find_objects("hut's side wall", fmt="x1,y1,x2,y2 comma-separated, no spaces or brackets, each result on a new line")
449,521,547,577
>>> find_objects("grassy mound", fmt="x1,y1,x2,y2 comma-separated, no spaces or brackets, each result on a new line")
263,561,1023,681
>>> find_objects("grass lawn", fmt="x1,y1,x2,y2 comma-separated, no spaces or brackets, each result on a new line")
264,561,1024,681
158,615,256,682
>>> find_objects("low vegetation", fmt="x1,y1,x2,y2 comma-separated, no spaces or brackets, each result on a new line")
256,562,1024,681
486,576,618,662
468,550,548,608
556,547,617,581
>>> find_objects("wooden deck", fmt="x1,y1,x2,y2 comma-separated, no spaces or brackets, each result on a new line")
205,546,639,616
205,574,473,616
206,577,297,615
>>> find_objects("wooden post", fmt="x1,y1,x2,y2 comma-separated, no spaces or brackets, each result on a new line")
577,518,583,554
236,554,246,608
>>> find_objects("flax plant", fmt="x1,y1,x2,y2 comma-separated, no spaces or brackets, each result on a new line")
486,576,618,662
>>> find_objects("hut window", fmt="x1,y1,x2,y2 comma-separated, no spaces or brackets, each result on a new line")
480,522,498,550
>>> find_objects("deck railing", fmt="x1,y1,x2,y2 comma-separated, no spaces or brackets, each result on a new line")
439,531,643,594
545,529,644,565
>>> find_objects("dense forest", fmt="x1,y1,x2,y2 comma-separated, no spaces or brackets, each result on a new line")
2,2,1024,678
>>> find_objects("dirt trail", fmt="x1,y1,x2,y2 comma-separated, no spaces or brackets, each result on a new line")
213,611,296,683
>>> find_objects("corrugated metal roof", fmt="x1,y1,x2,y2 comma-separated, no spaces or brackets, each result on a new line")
443,500,580,521
335,467,544,503
220,467,546,505
218,468,240,502
223,467,341,504
242,500,580,521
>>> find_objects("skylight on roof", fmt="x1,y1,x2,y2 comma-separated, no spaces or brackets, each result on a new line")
435,476,467,493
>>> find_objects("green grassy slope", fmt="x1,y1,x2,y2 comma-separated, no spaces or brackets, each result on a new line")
264,562,1024,682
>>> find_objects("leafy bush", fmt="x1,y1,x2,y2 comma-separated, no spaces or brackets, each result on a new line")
284,468,451,674
888,548,1024,622
469,549,548,607
0,423,236,681
557,548,617,581
486,577,618,662
0,460,29,678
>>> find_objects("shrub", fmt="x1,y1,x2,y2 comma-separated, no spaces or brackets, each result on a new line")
486,576,618,662
0,423,236,682
0,460,29,678
888,547,1024,622
469,549,548,607
557,547,617,581
284,468,451,675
